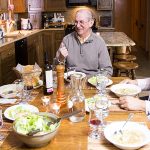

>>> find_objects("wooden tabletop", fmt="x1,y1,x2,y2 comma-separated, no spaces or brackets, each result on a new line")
1,77,150,150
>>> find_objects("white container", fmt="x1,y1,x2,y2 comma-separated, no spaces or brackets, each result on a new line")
21,18,29,30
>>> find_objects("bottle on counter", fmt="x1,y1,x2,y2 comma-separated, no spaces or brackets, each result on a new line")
27,20,33,30
43,51,53,95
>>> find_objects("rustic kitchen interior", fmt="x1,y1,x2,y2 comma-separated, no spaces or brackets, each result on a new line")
0,0,150,149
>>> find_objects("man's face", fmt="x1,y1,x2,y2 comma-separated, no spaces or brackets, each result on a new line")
74,13,93,37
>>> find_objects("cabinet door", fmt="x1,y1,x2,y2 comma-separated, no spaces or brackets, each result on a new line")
29,12,42,29
44,0,66,12
0,0,8,12
13,0,28,13
0,43,16,85
28,0,43,11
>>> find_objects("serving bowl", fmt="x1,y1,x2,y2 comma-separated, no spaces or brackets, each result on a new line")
110,84,141,97
104,121,150,150
13,112,60,148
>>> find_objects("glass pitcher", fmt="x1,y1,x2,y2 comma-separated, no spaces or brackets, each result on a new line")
68,73,85,122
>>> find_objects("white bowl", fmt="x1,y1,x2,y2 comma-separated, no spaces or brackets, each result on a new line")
13,112,60,148
104,121,150,150
110,84,141,97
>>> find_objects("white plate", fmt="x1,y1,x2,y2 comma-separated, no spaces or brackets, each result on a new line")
110,84,141,97
0,84,17,98
64,71,86,81
33,80,43,89
4,104,39,121
104,121,150,150
88,76,113,87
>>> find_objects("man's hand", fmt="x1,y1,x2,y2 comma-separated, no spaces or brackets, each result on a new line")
58,42,68,61
119,96,145,111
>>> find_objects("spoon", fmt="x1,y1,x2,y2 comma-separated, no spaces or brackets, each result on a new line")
113,113,134,135
27,109,82,136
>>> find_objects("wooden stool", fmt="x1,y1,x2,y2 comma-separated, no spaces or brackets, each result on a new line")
113,61,139,79
114,54,137,62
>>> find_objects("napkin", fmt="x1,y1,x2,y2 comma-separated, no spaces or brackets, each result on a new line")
0,98,17,104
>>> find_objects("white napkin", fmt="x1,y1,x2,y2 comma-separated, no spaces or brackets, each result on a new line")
0,98,17,104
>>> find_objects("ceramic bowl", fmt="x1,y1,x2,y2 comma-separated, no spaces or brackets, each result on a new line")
13,112,60,148
110,84,141,97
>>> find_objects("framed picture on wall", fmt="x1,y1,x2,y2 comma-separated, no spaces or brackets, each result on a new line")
97,0,113,10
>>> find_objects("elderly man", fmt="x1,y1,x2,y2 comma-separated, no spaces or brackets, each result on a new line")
56,9,113,76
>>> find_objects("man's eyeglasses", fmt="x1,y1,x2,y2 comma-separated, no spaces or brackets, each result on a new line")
74,20,89,26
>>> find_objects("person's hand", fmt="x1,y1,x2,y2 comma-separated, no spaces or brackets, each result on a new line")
120,79,138,85
58,42,68,61
119,96,145,111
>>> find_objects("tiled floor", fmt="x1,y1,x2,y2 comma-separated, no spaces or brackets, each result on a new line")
133,47,150,78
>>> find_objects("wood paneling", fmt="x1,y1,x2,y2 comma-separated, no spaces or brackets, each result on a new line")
114,0,132,37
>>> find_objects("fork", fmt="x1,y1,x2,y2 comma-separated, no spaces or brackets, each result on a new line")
113,113,134,135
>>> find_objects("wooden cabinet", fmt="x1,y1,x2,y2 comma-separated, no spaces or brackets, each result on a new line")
0,0,8,12
28,0,43,11
42,30,65,64
13,0,28,13
0,43,16,85
27,32,44,67
44,0,66,12
97,0,114,28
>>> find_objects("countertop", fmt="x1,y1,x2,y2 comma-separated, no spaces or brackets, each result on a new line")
0,28,65,48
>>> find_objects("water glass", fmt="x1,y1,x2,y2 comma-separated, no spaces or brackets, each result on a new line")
14,79,24,101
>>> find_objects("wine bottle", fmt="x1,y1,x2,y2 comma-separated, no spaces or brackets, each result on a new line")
43,52,53,95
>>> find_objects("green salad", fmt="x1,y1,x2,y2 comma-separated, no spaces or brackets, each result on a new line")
14,114,58,135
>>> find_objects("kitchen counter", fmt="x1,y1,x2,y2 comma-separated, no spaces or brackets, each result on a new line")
0,28,65,51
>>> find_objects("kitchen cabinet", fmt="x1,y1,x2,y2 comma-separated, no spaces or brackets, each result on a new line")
42,30,65,64
13,0,28,13
0,43,16,85
28,0,43,11
0,0,8,12
29,12,42,29
97,0,114,28
44,0,66,12
27,32,44,67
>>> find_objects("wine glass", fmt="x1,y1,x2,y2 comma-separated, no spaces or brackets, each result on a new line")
95,95,109,130
95,70,109,95
22,73,34,102
88,107,101,139
14,79,24,102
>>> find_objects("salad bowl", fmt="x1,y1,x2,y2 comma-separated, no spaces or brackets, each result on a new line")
13,112,60,148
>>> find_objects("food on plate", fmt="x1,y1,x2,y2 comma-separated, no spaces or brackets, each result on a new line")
112,129,145,145
14,113,59,135
4,104,39,120
115,88,138,95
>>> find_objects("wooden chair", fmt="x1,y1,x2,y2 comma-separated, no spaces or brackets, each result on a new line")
114,54,137,62
113,61,139,79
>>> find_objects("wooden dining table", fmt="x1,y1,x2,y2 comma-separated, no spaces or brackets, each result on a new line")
1,77,150,150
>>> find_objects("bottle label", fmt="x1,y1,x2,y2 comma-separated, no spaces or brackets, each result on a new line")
45,70,53,88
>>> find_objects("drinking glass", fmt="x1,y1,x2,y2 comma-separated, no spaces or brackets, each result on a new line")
0,106,4,140
14,79,24,102
88,107,101,139
22,73,34,102
95,70,109,95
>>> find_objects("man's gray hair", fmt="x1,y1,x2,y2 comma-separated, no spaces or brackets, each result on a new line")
76,9,94,21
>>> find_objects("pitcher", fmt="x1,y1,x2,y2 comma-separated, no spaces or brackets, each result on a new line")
68,73,85,122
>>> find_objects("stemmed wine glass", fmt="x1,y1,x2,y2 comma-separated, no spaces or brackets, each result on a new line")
95,69,109,95
14,79,24,102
